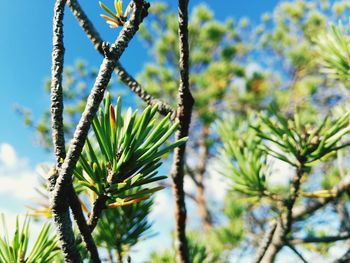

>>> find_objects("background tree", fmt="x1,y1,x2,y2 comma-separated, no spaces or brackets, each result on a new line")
9,0,350,262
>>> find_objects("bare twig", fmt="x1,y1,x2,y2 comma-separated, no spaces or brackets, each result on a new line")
286,243,308,263
50,1,101,257
68,185,101,262
289,232,350,244
114,63,175,117
87,195,108,232
66,0,174,117
159,181,198,203
51,0,67,166
170,0,194,262
50,1,150,261
50,1,82,261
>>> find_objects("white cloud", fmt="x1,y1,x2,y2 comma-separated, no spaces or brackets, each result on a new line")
0,143,42,207
0,143,54,254
0,143,17,168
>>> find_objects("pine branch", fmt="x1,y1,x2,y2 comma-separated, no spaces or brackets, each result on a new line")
293,173,350,220
170,0,194,262
50,1,150,261
66,0,174,117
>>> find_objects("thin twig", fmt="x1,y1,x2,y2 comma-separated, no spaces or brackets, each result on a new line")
286,243,308,263
68,184,101,262
170,0,194,262
66,0,174,117
289,232,350,244
159,181,198,203
293,173,350,220
252,222,277,263
258,167,304,262
87,195,108,231
50,1,82,261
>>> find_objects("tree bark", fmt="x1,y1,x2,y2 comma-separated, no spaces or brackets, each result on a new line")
170,0,194,262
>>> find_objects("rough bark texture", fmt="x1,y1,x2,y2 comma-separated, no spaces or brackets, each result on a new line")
171,0,194,262
51,0,67,165
87,195,108,231
50,1,82,261
67,0,173,117
48,169,81,262
68,184,101,262
51,0,149,207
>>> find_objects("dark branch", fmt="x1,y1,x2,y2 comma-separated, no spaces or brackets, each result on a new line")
68,185,100,262
87,195,108,232
170,0,194,262
289,232,350,244
286,244,308,263
66,0,174,116
114,64,175,117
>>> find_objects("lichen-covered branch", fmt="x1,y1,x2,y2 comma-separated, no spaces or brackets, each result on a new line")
51,0,67,165
50,1,149,261
50,1,82,261
68,184,101,262
67,0,174,116
170,0,194,262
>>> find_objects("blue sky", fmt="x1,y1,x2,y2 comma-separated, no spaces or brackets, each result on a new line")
0,0,279,164
0,0,280,261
